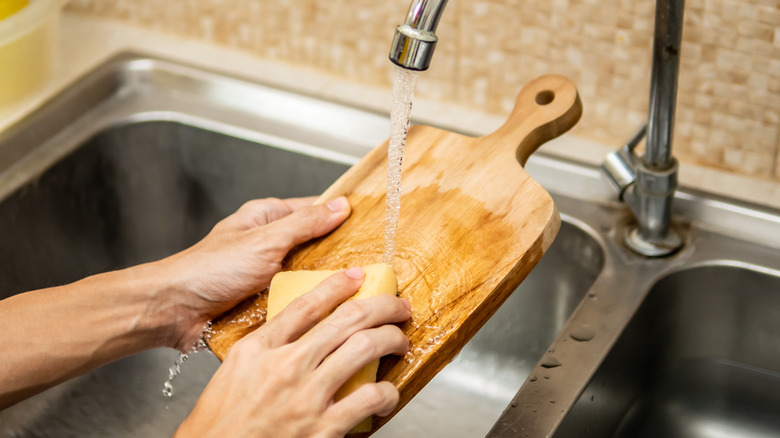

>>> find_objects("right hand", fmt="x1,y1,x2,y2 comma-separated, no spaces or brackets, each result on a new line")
176,267,412,438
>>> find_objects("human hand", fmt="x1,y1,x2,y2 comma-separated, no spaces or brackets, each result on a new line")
158,196,351,351
175,268,412,438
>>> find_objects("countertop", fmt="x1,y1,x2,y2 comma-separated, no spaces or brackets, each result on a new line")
2,12,779,209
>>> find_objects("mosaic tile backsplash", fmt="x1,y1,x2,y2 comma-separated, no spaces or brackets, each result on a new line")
66,0,780,181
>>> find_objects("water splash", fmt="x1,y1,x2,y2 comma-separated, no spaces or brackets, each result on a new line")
384,65,419,265
162,352,189,398
161,324,212,398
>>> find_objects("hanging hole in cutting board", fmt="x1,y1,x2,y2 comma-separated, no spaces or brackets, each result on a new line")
535,90,555,105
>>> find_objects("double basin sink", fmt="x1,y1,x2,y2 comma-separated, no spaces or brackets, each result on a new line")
1,54,778,437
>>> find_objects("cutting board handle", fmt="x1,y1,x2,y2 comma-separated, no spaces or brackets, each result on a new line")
485,74,582,167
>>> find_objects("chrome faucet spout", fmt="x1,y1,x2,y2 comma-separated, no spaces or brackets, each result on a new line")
389,0,449,71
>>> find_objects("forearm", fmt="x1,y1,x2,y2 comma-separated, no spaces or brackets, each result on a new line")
0,262,182,408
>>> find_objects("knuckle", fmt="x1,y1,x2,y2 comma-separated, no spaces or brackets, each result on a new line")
274,363,299,386
292,207,317,226
348,331,377,357
375,383,400,414
387,325,410,351
291,207,324,236
333,299,368,323
227,332,268,363
242,198,286,223
395,296,410,314
274,347,306,382
363,384,385,406
288,294,321,321
237,199,264,216
364,383,397,411
226,338,254,361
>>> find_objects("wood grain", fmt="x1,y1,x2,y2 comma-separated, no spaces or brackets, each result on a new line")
207,74,582,434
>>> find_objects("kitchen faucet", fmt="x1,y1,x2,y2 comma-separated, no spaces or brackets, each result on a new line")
389,0,686,257
602,0,685,256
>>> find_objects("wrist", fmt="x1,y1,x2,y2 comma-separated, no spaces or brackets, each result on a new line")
145,256,213,352
124,260,200,352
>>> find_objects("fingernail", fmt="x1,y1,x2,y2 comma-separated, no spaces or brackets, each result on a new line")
344,267,364,279
326,196,349,212
401,298,412,312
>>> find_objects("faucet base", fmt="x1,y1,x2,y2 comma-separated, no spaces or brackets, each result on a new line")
624,225,684,257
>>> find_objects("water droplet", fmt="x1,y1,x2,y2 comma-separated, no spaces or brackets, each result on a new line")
529,376,538,382
540,356,562,368
549,400,556,404
162,381,173,397
511,402,518,408
569,325,596,342
544,375,551,380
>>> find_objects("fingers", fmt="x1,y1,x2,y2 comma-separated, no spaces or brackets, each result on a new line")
297,293,412,361
326,381,400,434
259,268,365,350
260,196,351,251
315,325,409,395
281,196,318,212
223,197,320,230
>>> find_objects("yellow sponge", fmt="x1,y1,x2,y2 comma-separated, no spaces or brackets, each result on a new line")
267,263,397,434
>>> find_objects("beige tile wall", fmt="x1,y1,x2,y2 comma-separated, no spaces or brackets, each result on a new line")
66,0,780,181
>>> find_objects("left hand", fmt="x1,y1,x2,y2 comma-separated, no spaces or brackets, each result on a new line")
156,196,351,351
175,268,411,438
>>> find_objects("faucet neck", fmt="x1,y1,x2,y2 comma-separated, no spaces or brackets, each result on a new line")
645,0,685,170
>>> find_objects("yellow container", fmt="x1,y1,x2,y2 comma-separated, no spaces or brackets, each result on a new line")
0,0,65,109
0,0,30,21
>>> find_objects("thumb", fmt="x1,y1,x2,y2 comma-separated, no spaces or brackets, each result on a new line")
262,196,351,251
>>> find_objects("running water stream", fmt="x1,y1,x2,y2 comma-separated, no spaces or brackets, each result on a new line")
383,65,419,264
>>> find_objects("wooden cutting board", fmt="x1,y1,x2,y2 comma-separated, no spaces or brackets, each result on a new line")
206,74,582,435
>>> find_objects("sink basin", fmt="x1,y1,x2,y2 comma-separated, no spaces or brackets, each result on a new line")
0,55,603,437
553,265,780,438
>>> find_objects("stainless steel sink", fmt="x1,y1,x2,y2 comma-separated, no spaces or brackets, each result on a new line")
553,264,780,438
1,53,779,437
